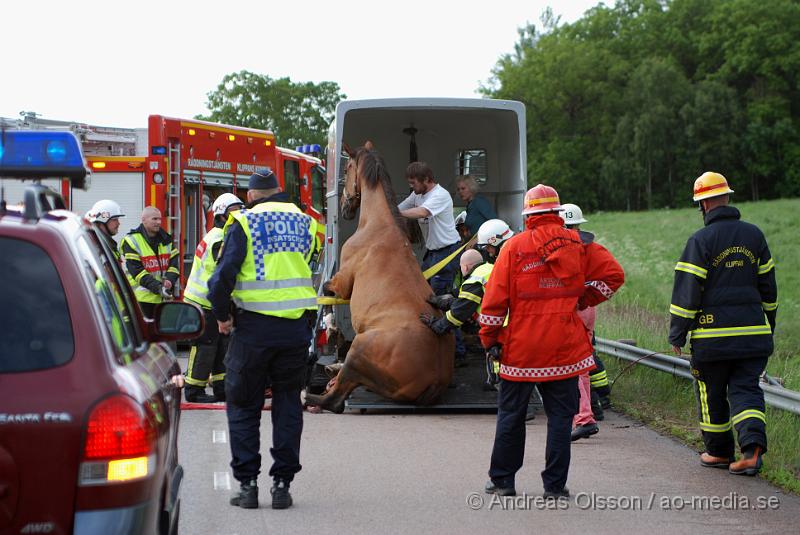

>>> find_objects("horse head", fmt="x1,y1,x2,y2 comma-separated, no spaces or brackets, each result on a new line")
340,143,361,220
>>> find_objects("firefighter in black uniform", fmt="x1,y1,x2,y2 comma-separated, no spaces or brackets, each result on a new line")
669,172,778,476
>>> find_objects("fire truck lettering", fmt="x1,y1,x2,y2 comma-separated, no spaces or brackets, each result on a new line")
187,158,232,171
236,163,270,174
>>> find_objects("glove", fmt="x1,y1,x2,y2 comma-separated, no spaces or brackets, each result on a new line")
485,345,501,387
426,293,455,311
419,313,451,336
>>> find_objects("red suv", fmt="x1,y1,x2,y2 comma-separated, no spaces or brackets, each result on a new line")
0,131,202,534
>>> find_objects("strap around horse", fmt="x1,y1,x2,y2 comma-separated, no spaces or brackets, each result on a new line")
421,235,479,281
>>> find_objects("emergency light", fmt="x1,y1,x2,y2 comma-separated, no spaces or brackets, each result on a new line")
0,130,87,181
151,146,167,155
296,143,321,154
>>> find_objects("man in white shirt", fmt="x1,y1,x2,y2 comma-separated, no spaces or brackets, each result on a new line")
398,161,462,292
399,161,466,362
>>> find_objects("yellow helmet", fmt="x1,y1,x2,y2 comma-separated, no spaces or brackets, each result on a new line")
693,172,734,202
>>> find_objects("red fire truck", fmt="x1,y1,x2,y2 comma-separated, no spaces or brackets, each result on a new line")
80,115,327,281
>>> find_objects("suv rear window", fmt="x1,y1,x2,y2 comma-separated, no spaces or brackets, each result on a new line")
0,237,74,372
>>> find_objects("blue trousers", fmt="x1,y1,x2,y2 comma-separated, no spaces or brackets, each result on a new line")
489,377,579,492
224,333,308,484
422,242,465,356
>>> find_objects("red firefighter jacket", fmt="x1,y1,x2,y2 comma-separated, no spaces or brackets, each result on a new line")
479,214,624,382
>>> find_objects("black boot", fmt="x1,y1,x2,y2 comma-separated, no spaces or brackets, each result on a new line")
184,385,216,403
271,479,293,509
591,391,605,421
230,479,258,508
212,382,226,402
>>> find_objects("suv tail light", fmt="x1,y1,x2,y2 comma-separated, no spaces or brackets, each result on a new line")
79,395,156,485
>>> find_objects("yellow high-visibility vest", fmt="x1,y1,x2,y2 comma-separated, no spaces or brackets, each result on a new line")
183,227,224,310
122,233,178,304
226,201,318,319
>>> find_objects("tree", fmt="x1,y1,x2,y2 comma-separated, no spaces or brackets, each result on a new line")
198,71,346,148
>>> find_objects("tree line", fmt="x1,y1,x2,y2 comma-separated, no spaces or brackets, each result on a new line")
199,0,798,212
482,0,800,211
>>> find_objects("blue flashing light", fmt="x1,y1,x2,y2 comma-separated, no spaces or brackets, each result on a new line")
0,131,86,181
152,146,167,155
296,143,321,154
46,140,68,162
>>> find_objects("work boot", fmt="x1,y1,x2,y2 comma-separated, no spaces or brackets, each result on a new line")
591,391,605,421
184,386,216,404
729,446,764,476
230,479,258,508
271,479,293,509
543,487,570,500
599,395,612,409
484,479,516,496
571,423,599,441
699,452,734,469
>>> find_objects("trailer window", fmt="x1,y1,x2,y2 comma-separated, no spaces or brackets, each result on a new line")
456,149,488,186
311,165,326,215
284,159,301,206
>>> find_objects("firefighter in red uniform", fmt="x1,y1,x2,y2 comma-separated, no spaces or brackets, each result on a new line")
480,184,624,498
670,172,777,475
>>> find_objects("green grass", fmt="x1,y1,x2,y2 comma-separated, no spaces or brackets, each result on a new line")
588,198,800,493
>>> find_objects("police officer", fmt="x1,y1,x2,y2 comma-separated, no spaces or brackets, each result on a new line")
183,193,244,403
208,170,320,510
669,172,778,476
121,206,180,319
480,184,624,499
85,199,125,261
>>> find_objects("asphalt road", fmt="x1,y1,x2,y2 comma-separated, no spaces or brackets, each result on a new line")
177,405,799,535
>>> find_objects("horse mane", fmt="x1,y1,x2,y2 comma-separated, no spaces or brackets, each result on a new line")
355,147,412,239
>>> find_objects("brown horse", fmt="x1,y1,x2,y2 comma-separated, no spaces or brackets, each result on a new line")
305,143,454,413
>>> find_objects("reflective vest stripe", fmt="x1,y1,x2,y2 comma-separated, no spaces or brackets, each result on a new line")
670,303,699,319
697,380,710,424
589,370,608,387
235,278,313,291
458,291,482,305
699,421,732,432
690,323,773,339
732,409,766,425
233,296,318,312
758,258,775,275
675,261,708,279
762,301,778,311
500,355,595,379
122,233,174,304
446,310,463,327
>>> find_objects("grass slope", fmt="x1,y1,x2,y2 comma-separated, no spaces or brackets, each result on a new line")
588,198,800,492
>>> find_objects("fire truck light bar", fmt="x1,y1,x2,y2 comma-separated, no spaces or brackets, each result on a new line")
296,144,321,154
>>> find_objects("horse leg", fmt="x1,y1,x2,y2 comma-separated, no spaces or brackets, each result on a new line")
305,339,369,413
325,267,355,300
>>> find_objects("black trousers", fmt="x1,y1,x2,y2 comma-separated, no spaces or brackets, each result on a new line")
225,333,308,484
186,308,229,394
489,377,579,492
691,356,768,458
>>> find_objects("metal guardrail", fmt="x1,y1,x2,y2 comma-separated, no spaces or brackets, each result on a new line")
596,338,800,416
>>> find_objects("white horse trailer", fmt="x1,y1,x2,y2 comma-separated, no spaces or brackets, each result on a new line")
313,98,528,409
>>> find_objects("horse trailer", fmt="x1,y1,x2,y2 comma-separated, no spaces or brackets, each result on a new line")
311,98,528,409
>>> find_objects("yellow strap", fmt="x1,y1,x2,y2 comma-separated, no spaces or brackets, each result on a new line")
422,235,478,280
317,296,350,305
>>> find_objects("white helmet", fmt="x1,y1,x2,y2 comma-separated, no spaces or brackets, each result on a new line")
212,193,244,216
477,219,514,246
559,203,587,225
86,199,124,223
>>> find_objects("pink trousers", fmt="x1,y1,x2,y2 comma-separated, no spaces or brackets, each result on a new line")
573,372,596,427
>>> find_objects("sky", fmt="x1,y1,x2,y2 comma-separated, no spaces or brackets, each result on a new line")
2,0,601,128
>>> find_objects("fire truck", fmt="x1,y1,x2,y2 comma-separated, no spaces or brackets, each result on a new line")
0,113,327,283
